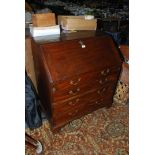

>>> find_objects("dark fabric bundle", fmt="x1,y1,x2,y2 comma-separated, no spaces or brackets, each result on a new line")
25,72,42,129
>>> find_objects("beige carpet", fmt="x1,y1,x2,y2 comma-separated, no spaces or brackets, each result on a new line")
25,99,128,155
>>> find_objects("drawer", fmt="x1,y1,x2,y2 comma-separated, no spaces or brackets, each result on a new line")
51,66,120,102
53,84,114,114
52,104,85,128
53,89,98,112
52,86,114,127
88,97,112,107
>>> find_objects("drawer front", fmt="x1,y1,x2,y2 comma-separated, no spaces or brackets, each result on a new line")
53,88,99,111
52,86,113,127
52,84,114,125
51,66,120,102
52,104,85,128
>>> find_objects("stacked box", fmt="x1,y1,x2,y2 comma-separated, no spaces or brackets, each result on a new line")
32,13,56,27
58,16,97,30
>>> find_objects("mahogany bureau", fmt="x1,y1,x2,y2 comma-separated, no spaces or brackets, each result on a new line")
31,31,122,131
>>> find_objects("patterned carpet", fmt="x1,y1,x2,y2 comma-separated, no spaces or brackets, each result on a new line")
25,98,128,155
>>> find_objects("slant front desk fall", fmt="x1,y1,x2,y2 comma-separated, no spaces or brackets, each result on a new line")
31,31,122,131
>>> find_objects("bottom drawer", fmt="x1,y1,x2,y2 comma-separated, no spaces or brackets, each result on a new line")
52,90,113,128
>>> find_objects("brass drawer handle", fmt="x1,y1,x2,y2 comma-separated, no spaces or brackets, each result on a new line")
106,68,110,73
104,78,108,82
68,98,80,105
99,80,103,84
70,78,81,85
98,78,108,84
101,68,110,76
95,101,101,105
52,87,56,93
101,70,107,76
101,70,105,75
95,98,104,104
69,88,80,95
68,110,79,116
97,88,106,94
89,99,103,106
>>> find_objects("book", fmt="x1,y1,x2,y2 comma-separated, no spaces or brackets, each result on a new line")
30,25,60,37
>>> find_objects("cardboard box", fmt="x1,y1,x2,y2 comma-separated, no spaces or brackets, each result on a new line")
58,16,83,25
32,13,56,27
58,16,97,30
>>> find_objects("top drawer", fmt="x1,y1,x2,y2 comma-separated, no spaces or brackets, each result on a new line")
41,36,122,82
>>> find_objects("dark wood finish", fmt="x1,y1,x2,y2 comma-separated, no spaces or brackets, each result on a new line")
119,45,129,62
31,31,122,131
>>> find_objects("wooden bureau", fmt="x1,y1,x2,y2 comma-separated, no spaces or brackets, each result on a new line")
31,31,122,131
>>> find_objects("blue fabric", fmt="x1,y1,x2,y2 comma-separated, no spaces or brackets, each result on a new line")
25,73,42,129
105,31,121,45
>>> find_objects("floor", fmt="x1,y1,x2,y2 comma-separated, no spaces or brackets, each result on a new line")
25,99,128,155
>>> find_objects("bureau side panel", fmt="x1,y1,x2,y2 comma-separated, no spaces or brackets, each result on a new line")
31,39,54,124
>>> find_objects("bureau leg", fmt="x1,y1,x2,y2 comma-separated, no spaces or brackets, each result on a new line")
52,126,64,133
105,102,113,109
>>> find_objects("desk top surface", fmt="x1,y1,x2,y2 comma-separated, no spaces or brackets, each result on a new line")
26,28,110,44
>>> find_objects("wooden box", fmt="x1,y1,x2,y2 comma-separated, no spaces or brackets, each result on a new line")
31,31,122,131
32,13,56,27
58,16,97,30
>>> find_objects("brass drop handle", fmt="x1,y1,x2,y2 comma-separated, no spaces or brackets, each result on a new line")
95,99,103,105
70,78,81,85
104,78,108,82
68,110,79,116
95,101,101,105
69,88,80,95
98,78,108,84
99,80,103,84
106,68,110,73
52,87,56,93
68,98,80,105
101,70,107,76
79,40,86,48
101,68,110,76
97,88,106,94
101,70,105,75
